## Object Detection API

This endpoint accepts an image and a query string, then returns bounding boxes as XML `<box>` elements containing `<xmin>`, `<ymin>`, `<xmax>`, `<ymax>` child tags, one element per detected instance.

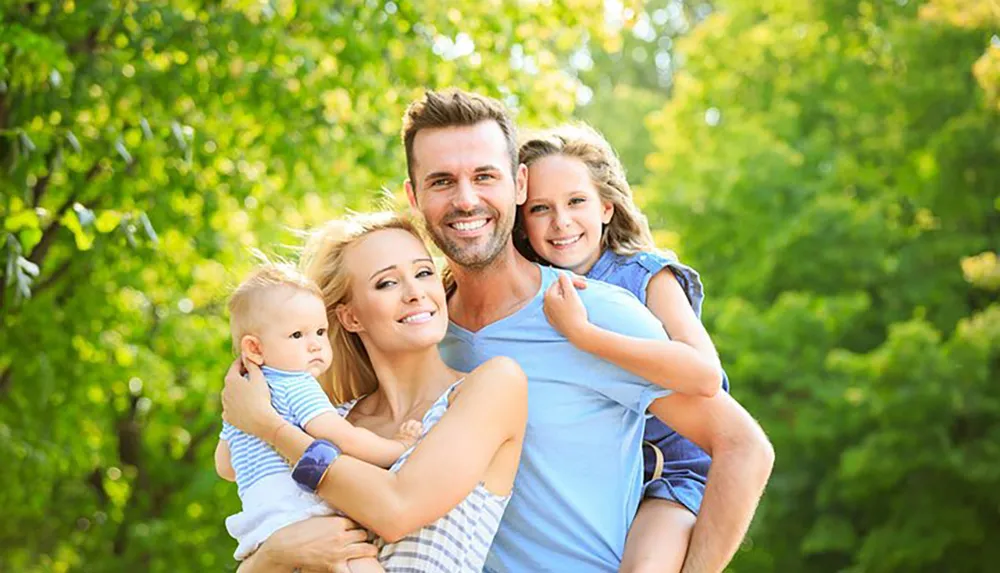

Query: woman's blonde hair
<box><xmin>514</xmin><ymin>123</ymin><xmax>656</xmax><ymax>261</ymax></box>
<box><xmin>300</xmin><ymin>212</ymin><xmax>424</xmax><ymax>404</ymax></box>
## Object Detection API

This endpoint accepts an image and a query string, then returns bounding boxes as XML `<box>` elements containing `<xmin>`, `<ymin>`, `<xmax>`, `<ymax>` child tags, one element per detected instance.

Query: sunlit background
<box><xmin>2</xmin><ymin>0</ymin><xmax>998</xmax><ymax>571</ymax></box>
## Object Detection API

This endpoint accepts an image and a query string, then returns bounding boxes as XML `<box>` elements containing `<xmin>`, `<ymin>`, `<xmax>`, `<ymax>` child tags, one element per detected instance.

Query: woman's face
<box><xmin>338</xmin><ymin>228</ymin><xmax>449</xmax><ymax>354</ymax></box>
<box><xmin>522</xmin><ymin>154</ymin><xmax>614</xmax><ymax>276</ymax></box>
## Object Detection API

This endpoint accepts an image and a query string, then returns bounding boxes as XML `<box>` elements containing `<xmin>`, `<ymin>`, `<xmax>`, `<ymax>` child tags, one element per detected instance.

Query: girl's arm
<box><xmin>544</xmin><ymin>272</ymin><xmax>722</xmax><ymax>396</ymax></box>
<box><xmin>222</xmin><ymin>356</ymin><xmax>527</xmax><ymax>543</ymax></box>
<box><xmin>214</xmin><ymin>439</ymin><xmax>236</xmax><ymax>482</ymax></box>
<box><xmin>303</xmin><ymin>412</ymin><xmax>415</xmax><ymax>468</ymax></box>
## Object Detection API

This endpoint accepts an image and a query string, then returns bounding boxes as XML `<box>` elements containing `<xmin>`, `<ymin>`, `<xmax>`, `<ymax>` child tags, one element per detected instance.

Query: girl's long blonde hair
<box><xmin>300</xmin><ymin>212</ymin><xmax>423</xmax><ymax>404</ymax></box>
<box><xmin>514</xmin><ymin>123</ymin><xmax>656</xmax><ymax>262</ymax></box>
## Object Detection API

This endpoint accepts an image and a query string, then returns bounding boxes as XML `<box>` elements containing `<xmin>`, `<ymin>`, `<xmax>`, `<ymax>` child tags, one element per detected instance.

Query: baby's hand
<box><xmin>394</xmin><ymin>420</ymin><xmax>424</xmax><ymax>448</ymax></box>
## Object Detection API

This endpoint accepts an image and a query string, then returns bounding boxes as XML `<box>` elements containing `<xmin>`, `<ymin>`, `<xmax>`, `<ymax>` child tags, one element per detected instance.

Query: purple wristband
<box><xmin>291</xmin><ymin>439</ymin><xmax>341</xmax><ymax>493</ymax></box>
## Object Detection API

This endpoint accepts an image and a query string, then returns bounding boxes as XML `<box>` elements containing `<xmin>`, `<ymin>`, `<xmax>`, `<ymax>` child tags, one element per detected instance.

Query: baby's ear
<box><xmin>335</xmin><ymin>303</ymin><xmax>364</xmax><ymax>334</ymax></box>
<box><xmin>240</xmin><ymin>335</ymin><xmax>264</xmax><ymax>366</ymax></box>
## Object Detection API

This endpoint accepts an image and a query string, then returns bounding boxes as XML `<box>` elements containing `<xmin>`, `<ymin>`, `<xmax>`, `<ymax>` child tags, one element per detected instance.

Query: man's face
<box><xmin>405</xmin><ymin>121</ymin><xmax>527</xmax><ymax>270</ymax></box>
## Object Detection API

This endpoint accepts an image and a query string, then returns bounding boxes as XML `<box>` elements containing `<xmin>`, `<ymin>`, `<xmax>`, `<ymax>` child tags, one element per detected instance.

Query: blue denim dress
<box><xmin>586</xmin><ymin>249</ymin><xmax>730</xmax><ymax>515</ymax></box>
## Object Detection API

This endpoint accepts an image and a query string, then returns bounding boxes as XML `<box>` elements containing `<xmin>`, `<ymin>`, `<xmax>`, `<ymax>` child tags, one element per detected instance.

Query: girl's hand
<box><xmin>543</xmin><ymin>273</ymin><xmax>592</xmax><ymax>344</ymax></box>
<box><xmin>221</xmin><ymin>356</ymin><xmax>283</xmax><ymax>442</ymax></box>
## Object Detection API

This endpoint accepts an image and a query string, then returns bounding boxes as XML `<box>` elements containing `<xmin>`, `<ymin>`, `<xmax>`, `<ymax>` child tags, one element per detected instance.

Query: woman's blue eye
<box><xmin>529</xmin><ymin>205</ymin><xmax>548</xmax><ymax>214</ymax></box>
<box><xmin>416</xmin><ymin>268</ymin><xmax>435</xmax><ymax>278</ymax></box>
<box><xmin>569</xmin><ymin>197</ymin><xmax>586</xmax><ymax>205</ymax></box>
<box><xmin>375</xmin><ymin>279</ymin><xmax>396</xmax><ymax>290</ymax></box>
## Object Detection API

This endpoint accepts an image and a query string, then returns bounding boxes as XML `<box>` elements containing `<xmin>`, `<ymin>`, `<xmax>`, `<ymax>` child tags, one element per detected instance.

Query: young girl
<box><xmin>515</xmin><ymin>124</ymin><xmax>729</xmax><ymax>572</ymax></box>
<box><xmin>214</xmin><ymin>263</ymin><xmax>422</xmax><ymax>571</ymax></box>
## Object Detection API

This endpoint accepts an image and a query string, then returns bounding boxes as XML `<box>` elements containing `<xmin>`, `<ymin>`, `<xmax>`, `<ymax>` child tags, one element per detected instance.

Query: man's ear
<box><xmin>601</xmin><ymin>200</ymin><xmax>615</xmax><ymax>225</ymax></box>
<box><xmin>515</xmin><ymin>163</ymin><xmax>528</xmax><ymax>206</ymax></box>
<box><xmin>405</xmin><ymin>179</ymin><xmax>419</xmax><ymax>210</ymax></box>
<box><xmin>335</xmin><ymin>303</ymin><xmax>364</xmax><ymax>334</ymax></box>
<box><xmin>240</xmin><ymin>335</ymin><xmax>264</xmax><ymax>366</ymax></box>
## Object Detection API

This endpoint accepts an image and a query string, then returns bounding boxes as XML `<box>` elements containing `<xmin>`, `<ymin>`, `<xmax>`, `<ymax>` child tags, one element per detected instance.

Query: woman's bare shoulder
<box><xmin>467</xmin><ymin>356</ymin><xmax>525</xmax><ymax>388</ymax></box>
<box><xmin>449</xmin><ymin>357</ymin><xmax>526</xmax><ymax>408</ymax></box>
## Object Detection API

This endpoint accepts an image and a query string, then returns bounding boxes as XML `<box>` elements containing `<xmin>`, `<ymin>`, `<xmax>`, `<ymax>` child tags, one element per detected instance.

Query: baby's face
<box><xmin>256</xmin><ymin>289</ymin><xmax>333</xmax><ymax>378</ymax></box>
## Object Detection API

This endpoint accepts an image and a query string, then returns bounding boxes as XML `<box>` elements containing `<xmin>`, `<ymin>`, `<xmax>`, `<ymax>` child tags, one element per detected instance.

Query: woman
<box><xmin>221</xmin><ymin>212</ymin><xmax>527</xmax><ymax>572</ymax></box>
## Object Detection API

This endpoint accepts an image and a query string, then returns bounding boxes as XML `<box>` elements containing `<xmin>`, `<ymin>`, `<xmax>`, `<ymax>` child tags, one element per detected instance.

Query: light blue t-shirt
<box><xmin>220</xmin><ymin>365</ymin><xmax>335</xmax><ymax>498</ymax></box>
<box><xmin>440</xmin><ymin>264</ymin><xmax>671</xmax><ymax>572</ymax></box>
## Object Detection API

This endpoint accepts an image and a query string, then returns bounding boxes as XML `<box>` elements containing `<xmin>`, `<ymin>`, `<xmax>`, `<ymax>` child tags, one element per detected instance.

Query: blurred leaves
<box><xmin>638</xmin><ymin>0</ymin><xmax>1000</xmax><ymax>571</ymax></box>
<box><xmin>0</xmin><ymin>1</ymin><xmax>611</xmax><ymax>570</ymax></box>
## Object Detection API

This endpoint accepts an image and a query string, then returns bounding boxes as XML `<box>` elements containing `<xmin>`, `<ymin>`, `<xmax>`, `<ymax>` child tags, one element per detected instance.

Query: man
<box><xmin>245</xmin><ymin>90</ymin><xmax>773</xmax><ymax>572</ymax></box>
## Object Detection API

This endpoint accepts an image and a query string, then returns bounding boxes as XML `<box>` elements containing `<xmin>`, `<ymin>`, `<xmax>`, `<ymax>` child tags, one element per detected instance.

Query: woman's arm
<box><xmin>303</xmin><ymin>412</ymin><xmax>412</xmax><ymax>468</ymax></box>
<box><xmin>223</xmin><ymin>356</ymin><xmax>527</xmax><ymax>543</ymax></box>
<box><xmin>314</xmin><ymin>356</ymin><xmax>526</xmax><ymax>541</ymax></box>
<box><xmin>214</xmin><ymin>439</ymin><xmax>236</xmax><ymax>482</ymax></box>
<box><xmin>544</xmin><ymin>272</ymin><xmax>722</xmax><ymax>396</ymax></box>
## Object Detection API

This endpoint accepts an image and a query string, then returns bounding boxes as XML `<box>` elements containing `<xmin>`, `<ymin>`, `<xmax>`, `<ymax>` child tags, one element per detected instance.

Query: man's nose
<box><xmin>451</xmin><ymin>179</ymin><xmax>480</xmax><ymax>211</ymax></box>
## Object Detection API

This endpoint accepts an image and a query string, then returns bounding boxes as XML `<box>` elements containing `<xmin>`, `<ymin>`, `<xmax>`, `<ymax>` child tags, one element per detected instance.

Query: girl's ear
<box><xmin>335</xmin><ymin>303</ymin><xmax>364</xmax><ymax>334</ymax></box>
<box><xmin>601</xmin><ymin>200</ymin><xmax>615</xmax><ymax>225</ymax></box>
<box><xmin>240</xmin><ymin>335</ymin><xmax>265</xmax><ymax>366</ymax></box>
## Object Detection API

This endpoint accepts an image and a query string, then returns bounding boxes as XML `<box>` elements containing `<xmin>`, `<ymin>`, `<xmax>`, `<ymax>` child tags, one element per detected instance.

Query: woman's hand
<box><xmin>221</xmin><ymin>356</ymin><xmax>284</xmax><ymax>442</ymax></box>
<box><xmin>543</xmin><ymin>272</ymin><xmax>592</xmax><ymax>345</ymax></box>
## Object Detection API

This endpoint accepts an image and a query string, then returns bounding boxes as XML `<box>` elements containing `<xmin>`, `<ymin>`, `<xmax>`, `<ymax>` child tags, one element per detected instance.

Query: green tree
<box><xmin>0</xmin><ymin>1</ymin><xmax>613</xmax><ymax>570</ymax></box>
<box><xmin>642</xmin><ymin>0</ymin><xmax>999</xmax><ymax>570</ymax></box>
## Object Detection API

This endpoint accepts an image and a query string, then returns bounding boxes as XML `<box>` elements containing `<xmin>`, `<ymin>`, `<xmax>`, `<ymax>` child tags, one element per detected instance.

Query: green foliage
<box><xmin>0</xmin><ymin>1</ymin><xmax>609</xmax><ymax>570</ymax></box>
<box><xmin>641</xmin><ymin>0</ymin><xmax>1000</xmax><ymax>570</ymax></box>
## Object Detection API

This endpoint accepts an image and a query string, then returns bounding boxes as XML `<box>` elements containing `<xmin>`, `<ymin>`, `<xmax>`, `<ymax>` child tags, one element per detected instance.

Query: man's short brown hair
<box><xmin>401</xmin><ymin>89</ymin><xmax>518</xmax><ymax>185</ymax></box>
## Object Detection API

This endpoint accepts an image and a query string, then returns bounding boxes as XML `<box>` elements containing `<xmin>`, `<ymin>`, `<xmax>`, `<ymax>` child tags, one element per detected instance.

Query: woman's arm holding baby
<box><xmin>222</xmin><ymin>356</ymin><xmax>527</xmax><ymax>543</ymax></box>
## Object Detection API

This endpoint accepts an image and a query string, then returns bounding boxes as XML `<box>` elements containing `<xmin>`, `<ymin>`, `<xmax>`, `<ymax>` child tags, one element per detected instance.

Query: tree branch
<box><xmin>27</xmin><ymin>162</ymin><xmax>103</xmax><ymax>267</ymax></box>
<box><xmin>31</xmin><ymin>258</ymin><xmax>74</xmax><ymax>296</ymax></box>
<box><xmin>31</xmin><ymin>146</ymin><xmax>61</xmax><ymax>207</ymax></box>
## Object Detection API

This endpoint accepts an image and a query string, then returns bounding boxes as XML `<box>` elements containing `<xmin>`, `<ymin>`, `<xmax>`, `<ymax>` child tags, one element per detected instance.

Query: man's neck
<box><xmin>448</xmin><ymin>245</ymin><xmax>541</xmax><ymax>333</ymax></box>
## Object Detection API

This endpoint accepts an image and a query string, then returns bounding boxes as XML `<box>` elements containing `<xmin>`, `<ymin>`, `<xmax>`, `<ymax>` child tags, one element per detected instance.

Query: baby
<box><xmin>215</xmin><ymin>264</ymin><xmax>420</xmax><ymax>571</ymax></box>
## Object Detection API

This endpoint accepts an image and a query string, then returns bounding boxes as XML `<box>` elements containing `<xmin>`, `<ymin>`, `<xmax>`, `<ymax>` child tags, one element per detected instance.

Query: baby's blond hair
<box><xmin>228</xmin><ymin>263</ymin><xmax>323</xmax><ymax>351</ymax></box>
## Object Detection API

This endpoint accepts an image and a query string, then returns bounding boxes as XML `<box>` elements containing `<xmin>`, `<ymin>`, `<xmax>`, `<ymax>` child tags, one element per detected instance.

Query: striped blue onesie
<box><xmin>220</xmin><ymin>365</ymin><xmax>337</xmax><ymax>559</ymax></box>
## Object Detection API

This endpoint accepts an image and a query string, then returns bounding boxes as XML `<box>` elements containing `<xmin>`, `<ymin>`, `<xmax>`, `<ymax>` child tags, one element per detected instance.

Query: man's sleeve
<box><xmin>285</xmin><ymin>374</ymin><xmax>337</xmax><ymax>428</ymax></box>
<box><xmin>580</xmin><ymin>282</ymin><xmax>673</xmax><ymax>413</ymax></box>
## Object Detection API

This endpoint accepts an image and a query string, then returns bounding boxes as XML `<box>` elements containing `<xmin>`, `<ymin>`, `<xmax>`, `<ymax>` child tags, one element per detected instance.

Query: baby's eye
<box><xmin>317</xmin><ymin>328</ymin><xmax>327</xmax><ymax>336</ymax></box>
<box><xmin>290</xmin><ymin>331</ymin><xmax>303</xmax><ymax>339</ymax></box>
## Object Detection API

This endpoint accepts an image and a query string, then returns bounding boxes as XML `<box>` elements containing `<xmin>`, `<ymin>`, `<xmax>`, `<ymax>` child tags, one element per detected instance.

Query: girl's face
<box><xmin>522</xmin><ymin>154</ymin><xmax>614</xmax><ymax>275</ymax></box>
<box><xmin>337</xmin><ymin>228</ymin><xmax>449</xmax><ymax>355</ymax></box>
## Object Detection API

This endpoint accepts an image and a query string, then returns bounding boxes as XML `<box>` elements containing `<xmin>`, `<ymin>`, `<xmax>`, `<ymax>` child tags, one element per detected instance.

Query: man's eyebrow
<box><xmin>474</xmin><ymin>165</ymin><xmax>502</xmax><ymax>173</ymax></box>
<box><xmin>423</xmin><ymin>171</ymin><xmax>452</xmax><ymax>183</ymax></box>
<box><xmin>369</xmin><ymin>258</ymin><xmax>434</xmax><ymax>279</ymax></box>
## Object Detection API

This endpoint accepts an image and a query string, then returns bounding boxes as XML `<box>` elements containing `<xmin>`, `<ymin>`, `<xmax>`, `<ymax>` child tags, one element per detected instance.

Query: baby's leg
<box><xmin>346</xmin><ymin>556</ymin><xmax>384</xmax><ymax>573</ymax></box>
<box><xmin>620</xmin><ymin>498</ymin><xmax>696</xmax><ymax>573</ymax></box>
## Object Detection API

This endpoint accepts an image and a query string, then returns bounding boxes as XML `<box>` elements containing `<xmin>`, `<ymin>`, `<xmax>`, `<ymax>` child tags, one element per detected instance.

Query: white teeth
<box><xmin>400</xmin><ymin>312</ymin><xmax>432</xmax><ymax>324</ymax></box>
<box><xmin>452</xmin><ymin>220</ymin><xmax>487</xmax><ymax>231</ymax></box>
<box><xmin>551</xmin><ymin>235</ymin><xmax>581</xmax><ymax>246</ymax></box>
